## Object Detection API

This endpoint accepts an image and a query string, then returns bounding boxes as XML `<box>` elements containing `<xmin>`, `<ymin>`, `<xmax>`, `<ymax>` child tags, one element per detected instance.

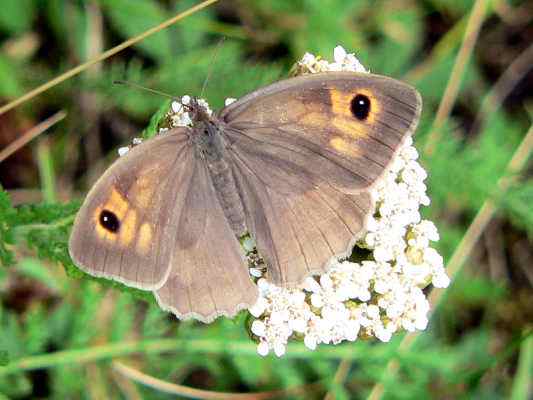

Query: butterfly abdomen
<box><xmin>207</xmin><ymin>157</ymin><xmax>247</xmax><ymax>236</ymax></box>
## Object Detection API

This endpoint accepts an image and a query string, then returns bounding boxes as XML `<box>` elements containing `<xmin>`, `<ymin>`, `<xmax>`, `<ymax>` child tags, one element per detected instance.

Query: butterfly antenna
<box><xmin>200</xmin><ymin>37</ymin><xmax>226</xmax><ymax>99</ymax></box>
<box><xmin>113</xmin><ymin>80</ymin><xmax>195</xmax><ymax>112</ymax></box>
<box><xmin>113</xmin><ymin>80</ymin><xmax>177</xmax><ymax>100</ymax></box>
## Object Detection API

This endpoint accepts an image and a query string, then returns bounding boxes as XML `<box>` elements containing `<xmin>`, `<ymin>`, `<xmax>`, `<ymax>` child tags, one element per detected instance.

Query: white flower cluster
<box><xmin>248</xmin><ymin>137</ymin><xmax>448</xmax><ymax>356</ymax></box>
<box><xmin>117</xmin><ymin>137</ymin><xmax>142</xmax><ymax>157</ymax></box>
<box><xmin>120</xmin><ymin>45</ymin><xmax>448</xmax><ymax>358</ymax></box>
<box><xmin>296</xmin><ymin>45</ymin><xmax>368</xmax><ymax>74</ymax></box>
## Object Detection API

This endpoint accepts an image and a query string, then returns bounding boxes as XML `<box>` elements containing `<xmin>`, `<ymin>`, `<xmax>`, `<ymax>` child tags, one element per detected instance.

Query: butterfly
<box><xmin>69</xmin><ymin>71</ymin><xmax>422</xmax><ymax>322</ymax></box>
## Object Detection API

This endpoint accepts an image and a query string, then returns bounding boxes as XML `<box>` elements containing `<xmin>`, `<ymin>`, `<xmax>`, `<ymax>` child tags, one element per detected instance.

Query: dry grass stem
<box><xmin>0</xmin><ymin>110</ymin><xmax>67</xmax><ymax>164</ymax></box>
<box><xmin>424</xmin><ymin>0</ymin><xmax>490</xmax><ymax>155</ymax></box>
<box><xmin>112</xmin><ymin>360</ymin><xmax>320</xmax><ymax>400</ymax></box>
<box><xmin>0</xmin><ymin>0</ymin><xmax>219</xmax><ymax>117</ymax></box>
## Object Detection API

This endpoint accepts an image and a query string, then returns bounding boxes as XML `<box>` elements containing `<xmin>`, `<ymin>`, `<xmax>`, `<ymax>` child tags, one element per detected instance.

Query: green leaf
<box><xmin>0</xmin><ymin>0</ymin><xmax>36</xmax><ymax>34</ymax></box>
<box><xmin>142</xmin><ymin>99</ymin><xmax>172</xmax><ymax>138</ymax></box>
<box><xmin>501</xmin><ymin>180</ymin><xmax>533</xmax><ymax>235</ymax></box>
<box><xmin>171</xmin><ymin>0</ymin><xmax>213</xmax><ymax>52</ymax></box>
<box><xmin>372</xmin><ymin>5</ymin><xmax>423</xmax><ymax>76</ymax></box>
<box><xmin>0</xmin><ymin>189</ymin><xmax>16</xmax><ymax>267</ymax></box>
<box><xmin>45</xmin><ymin>0</ymin><xmax>87</xmax><ymax>60</ymax></box>
<box><xmin>16</xmin><ymin>258</ymin><xmax>62</xmax><ymax>292</ymax></box>
<box><xmin>0</xmin><ymin>56</ymin><xmax>24</xmax><ymax>98</ymax></box>
<box><xmin>511</xmin><ymin>332</ymin><xmax>533</xmax><ymax>400</ymax></box>
<box><xmin>100</xmin><ymin>0</ymin><xmax>172</xmax><ymax>61</ymax></box>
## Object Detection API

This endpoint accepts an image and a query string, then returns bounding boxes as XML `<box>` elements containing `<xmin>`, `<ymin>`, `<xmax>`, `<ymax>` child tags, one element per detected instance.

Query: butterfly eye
<box><xmin>350</xmin><ymin>94</ymin><xmax>371</xmax><ymax>120</ymax></box>
<box><xmin>99</xmin><ymin>210</ymin><xmax>120</xmax><ymax>233</ymax></box>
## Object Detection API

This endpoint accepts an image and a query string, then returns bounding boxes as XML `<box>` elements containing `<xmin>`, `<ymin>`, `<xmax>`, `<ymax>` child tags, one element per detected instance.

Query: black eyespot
<box><xmin>350</xmin><ymin>94</ymin><xmax>371</xmax><ymax>120</ymax></box>
<box><xmin>99</xmin><ymin>210</ymin><xmax>120</xmax><ymax>233</ymax></box>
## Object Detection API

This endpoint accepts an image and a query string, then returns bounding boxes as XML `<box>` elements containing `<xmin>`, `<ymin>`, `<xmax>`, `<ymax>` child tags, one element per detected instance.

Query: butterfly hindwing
<box><xmin>231</xmin><ymin>149</ymin><xmax>372</xmax><ymax>286</ymax></box>
<box><xmin>154</xmin><ymin>157</ymin><xmax>258</xmax><ymax>322</ymax></box>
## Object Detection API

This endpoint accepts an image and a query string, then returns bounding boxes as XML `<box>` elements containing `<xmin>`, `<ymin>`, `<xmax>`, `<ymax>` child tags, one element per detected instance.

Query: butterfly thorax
<box><xmin>191</xmin><ymin>120</ymin><xmax>224</xmax><ymax>161</ymax></box>
<box><xmin>189</xmin><ymin>101</ymin><xmax>247</xmax><ymax>236</ymax></box>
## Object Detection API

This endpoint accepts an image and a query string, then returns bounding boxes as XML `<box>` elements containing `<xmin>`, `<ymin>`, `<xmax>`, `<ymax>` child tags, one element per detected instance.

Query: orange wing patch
<box><xmin>137</xmin><ymin>223</ymin><xmax>153</xmax><ymax>255</ymax></box>
<box><xmin>129</xmin><ymin>169</ymin><xmax>159</xmax><ymax>208</ymax></box>
<box><xmin>106</xmin><ymin>188</ymin><xmax>129</xmax><ymax>219</ymax></box>
<box><xmin>326</xmin><ymin>88</ymin><xmax>382</xmax><ymax>156</ymax></box>
<box><xmin>330</xmin><ymin>88</ymin><xmax>380</xmax><ymax>125</ymax></box>
<box><xmin>118</xmin><ymin>209</ymin><xmax>138</xmax><ymax>246</ymax></box>
<box><xmin>329</xmin><ymin>88</ymin><xmax>380</xmax><ymax>136</ymax></box>
<box><xmin>329</xmin><ymin>136</ymin><xmax>359</xmax><ymax>156</ymax></box>
<box><xmin>93</xmin><ymin>188</ymin><xmax>137</xmax><ymax>246</ymax></box>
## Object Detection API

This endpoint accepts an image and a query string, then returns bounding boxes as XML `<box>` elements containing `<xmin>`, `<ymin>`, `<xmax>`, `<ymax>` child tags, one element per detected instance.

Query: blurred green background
<box><xmin>0</xmin><ymin>0</ymin><xmax>532</xmax><ymax>398</ymax></box>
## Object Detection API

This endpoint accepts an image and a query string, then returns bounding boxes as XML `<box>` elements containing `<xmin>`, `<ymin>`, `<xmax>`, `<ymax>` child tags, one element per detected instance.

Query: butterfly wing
<box><xmin>220</xmin><ymin>71</ymin><xmax>421</xmax><ymax>193</ymax></box>
<box><xmin>221</xmin><ymin>72</ymin><xmax>421</xmax><ymax>286</ymax></box>
<box><xmin>69</xmin><ymin>128</ymin><xmax>194</xmax><ymax>290</ymax></box>
<box><xmin>231</xmin><ymin>156</ymin><xmax>372</xmax><ymax>286</ymax></box>
<box><xmin>154</xmin><ymin>156</ymin><xmax>258</xmax><ymax>322</ymax></box>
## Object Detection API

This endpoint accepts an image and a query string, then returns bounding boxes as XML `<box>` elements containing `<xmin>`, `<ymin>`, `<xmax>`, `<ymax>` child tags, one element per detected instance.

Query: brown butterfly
<box><xmin>69</xmin><ymin>71</ymin><xmax>421</xmax><ymax>323</ymax></box>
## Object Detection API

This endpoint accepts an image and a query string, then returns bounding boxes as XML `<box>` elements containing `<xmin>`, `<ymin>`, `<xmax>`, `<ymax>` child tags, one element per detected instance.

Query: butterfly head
<box><xmin>185</xmin><ymin>97</ymin><xmax>213</xmax><ymax>125</ymax></box>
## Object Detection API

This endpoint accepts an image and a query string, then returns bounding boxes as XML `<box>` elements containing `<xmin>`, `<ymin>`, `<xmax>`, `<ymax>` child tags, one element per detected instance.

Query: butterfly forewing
<box><xmin>222</xmin><ymin>72</ymin><xmax>421</xmax><ymax>287</ymax></box>
<box><xmin>69</xmin><ymin>128</ymin><xmax>193</xmax><ymax>290</ymax></box>
<box><xmin>220</xmin><ymin>71</ymin><xmax>421</xmax><ymax>193</ymax></box>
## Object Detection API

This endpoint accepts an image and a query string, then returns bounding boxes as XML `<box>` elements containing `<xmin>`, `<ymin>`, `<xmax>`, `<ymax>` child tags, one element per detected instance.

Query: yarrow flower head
<box><xmin>133</xmin><ymin>45</ymin><xmax>448</xmax><ymax>357</ymax></box>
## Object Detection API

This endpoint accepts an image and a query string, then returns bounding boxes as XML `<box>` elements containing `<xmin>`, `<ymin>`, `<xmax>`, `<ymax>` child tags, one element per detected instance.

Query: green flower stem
<box><xmin>511</xmin><ymin>329</ymin><xmax>533</xmax><ymax>400</ymax></box>
<box><xmin>0</xmin><ymin>338</ymin><xmax>398</xmax><ymax>376</ymax></box>
<box><xmin>36</xmin><ymin>139</ymin><xmax>56</xmax><ymax>204</ymax></box>
<box><xmin>12</xmin><ymin>214</ymin><xmax>75</xmax><ymax>237</ymax></box>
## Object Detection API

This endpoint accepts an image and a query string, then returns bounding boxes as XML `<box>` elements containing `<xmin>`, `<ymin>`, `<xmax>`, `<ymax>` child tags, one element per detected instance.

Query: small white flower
<box><xmin>289</xmin><ymin>318</ymin><xmax>306</xmax><ymax>333</ymax></box>
<box><xmin>118</xmin><ymin>146</ymin><xmax>129</xmax><ymax>157</ymax></box>
<box><xmin>225</xmin><ymin>97</ymin><xmax>237</xmax><ymax>106</ymax></box>
<box><xmin>432</xmin><ymin>271</ymin><xmax>451</xmax><ymax>288</ymax></box>
<box><xmin>249</xmin><ymin>296</ymin><xmax>268</xmax><ymax>317</ymax></box>
<box><xmin>242</xmin><ymin>236</ymin><xmax>256</xmax><ymax>252</ymax></box>
<box><xmin>171</xmin><ymin>101</ymin><xmax>183</xmax><ymax>113</ymax></box>
<box><xmin>257</xmin><ymin>341</ymin><xmax>269</xmax><ymax>356</ymax></box>
<box><xmin>310</xmin><ymin>293</ymin><xmax>324</xmax><ymax>308</ymax></box>
<box><xmin>333</xmin><ymin>46</ymin><xmax>347</xmax><ymax>63</ymax></box>
<box><xmin>273</xmin><ymin>343</ymin><xmax>286</xmax><ymax>357</ymax></box>
<box><xmin>375</xmin><ymin>325</ymin><xmax>393</xmax><ymax>343</ymax></box>
<box><xmin>251</xmin><ymin>320</ymin><xmax>266</xmax><ymax>336</ymax></box>
<box><xmin>330</xmin><ymin>45</ymin><xmax>368</xmax><ymax>73</ymax></box>
<box><xmin>303</xmin><ymin>277</ymin><xmax>322</xmax><ymax>293</ymax></box>
<box><xmin>304</xmin><ymin>334</ymin><xmax>318</xmax><ymax>350</ymax></box>
<box><xmin>257</xmin><ymin>278</ymin><xmax>270</xmax><ymax>293</ymax></box>
<box><xmin>249</xmin><ymin>268</ymin><xmax>263</xmax><ymax>278</ymax></box>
